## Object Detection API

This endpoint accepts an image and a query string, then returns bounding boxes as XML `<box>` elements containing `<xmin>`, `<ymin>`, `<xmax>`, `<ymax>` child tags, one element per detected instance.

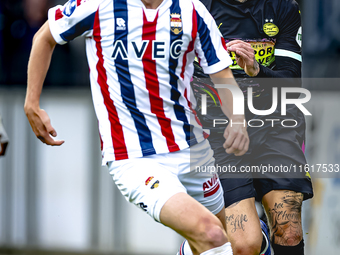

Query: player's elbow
<box><xmin>287</xmin><ymin>67</ymin><xmax>301</xmax><ymax>78</ymax></box>
<box><xmin>32</xmin><ymin>29</ymin><xmax>40</xmax><ymax>45</ymax></box>
<box><xmin>32</xmin><ymin>27</ymin><xmax>45</xmax><ymax>46</ymax></box>
<box><xmin>32</xmin><ymin>21</ymin><xmax>56</xmax><ymax>48</ymax></box>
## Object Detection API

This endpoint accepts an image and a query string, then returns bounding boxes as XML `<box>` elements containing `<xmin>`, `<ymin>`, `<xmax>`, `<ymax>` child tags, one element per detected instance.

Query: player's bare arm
<box><xmin>24</xmin><ymin>21</ymin><xmax>64</xmax><ymax>146</ymax></box>
<box><xmin>226</xmin><ymin>40</ymin><xmax>260</xmax><ymax>77</ymax></box>
<box><xmin>209</xmin><ymin>68</ymin><xmax>249</xmax><ymax>156</ymax></box>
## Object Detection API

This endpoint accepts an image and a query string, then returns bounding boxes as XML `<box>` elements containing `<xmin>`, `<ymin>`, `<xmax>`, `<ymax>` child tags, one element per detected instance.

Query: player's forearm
<box><xmin>256</xmin><ymin>57</ymin><xmax>302</xmax><ymax>90</ymax></box>
<box><xmin>25</xmin><ymin>22</ymin><xmax>56</xmax><ymax>111</ymax></box>
<box><xmin>210</xmin><ymin>68</ymin><xmax>245</xmax><ymax>121</ymax></box>
<box><xmin>257</xmin><ymin>65</ymin><xmax>300</xmax><ymax>79</ymax></box>
<box><xmin>256</xmin><ymin>56</ymin><xmax>301</xmax><ymax>79</ymax></box>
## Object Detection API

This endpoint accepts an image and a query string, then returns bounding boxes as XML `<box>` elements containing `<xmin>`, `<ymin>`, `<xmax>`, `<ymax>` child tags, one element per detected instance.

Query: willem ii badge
<box><xmin>170</xmin><ymin>13</ymin><xmax>182</xmax><ymax>35</ymax></box>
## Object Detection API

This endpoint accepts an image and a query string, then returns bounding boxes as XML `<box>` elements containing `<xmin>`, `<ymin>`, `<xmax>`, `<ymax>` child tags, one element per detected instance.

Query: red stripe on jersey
<box><xmin>142</xmin><ymin>11</ymin><xmax>180</xmax><ymax>153</ymax></box>
<box><xmin>77</xmin><ymin>0</ymin><xmax>82</xmax><ymax>6</ymax></box>
<box><xmin>179</xmin><ymin>242</ymin><xmax>184</xmax><ymax>255</ymax></box>
<box><xmin>180</xmin><ymin>4</ymin><xmax>198</xmax><ymax>79</ymax></box>
<box><xmin>184</xmin><ymin>88</ymin><xmax>209</xmax><ymax>138</ymax></box>
<box><xmin>55</xmin><ymin>8</ymin><xmax>63</xmax><ymax>21</ymax></box>
<box><xmin>184</xmin><ymin>88</ymin><xmax>201</xmax><ymax>126</ymax></box>
<box><xmin>221</xmin><ymin>37</ymin><xmax>228</xmax><ymax>51</ymax></box>
<box><xmin>190</xmin><ymin>7</ymin><xmax>216</xmax><ymax>140</ymax></box>
<box><xmin>93</xmin><ymin>9</ymin><xmax>128</xmax><ymax>160</ymax></box>
<box><xmin>183</xmin><ymin>88</ymin><xmax>190</xmax><ymax>108</ymax></box>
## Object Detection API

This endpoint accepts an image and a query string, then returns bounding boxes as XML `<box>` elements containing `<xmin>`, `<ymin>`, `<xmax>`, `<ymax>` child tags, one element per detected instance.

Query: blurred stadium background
<box><xmin>0</xmin><ymin>0</ymin><xmax>340</xmax><ymax>254</ymax></box>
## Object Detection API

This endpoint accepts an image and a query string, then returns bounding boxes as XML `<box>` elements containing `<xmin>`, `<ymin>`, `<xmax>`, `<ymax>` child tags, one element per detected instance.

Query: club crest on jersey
<box><xmin>63</xmin><ymin>0</ymin><xmax>77</xmax><ymax>17</ymax></box>
<box><xmin>170</xmin><ymin>13</ymin><xmax>182</xmax><ymax>35</ymax></box>
<box><xmin>263</xmin><ymin>22</ymin><xmax>279</xmax><ymax>37</ymax></box>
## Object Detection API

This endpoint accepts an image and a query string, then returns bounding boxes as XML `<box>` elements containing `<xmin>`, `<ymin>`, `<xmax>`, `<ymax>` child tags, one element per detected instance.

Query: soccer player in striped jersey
<box><xmin>24</xmin><ymin>0</ymin><xmax>249</xmax><ymax>254</ymax></box>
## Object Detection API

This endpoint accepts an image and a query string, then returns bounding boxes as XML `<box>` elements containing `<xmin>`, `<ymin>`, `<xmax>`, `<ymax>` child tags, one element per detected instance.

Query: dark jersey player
<box><xmin>190</xmin><ymin>0</ymin><xmax>313</xmax><ymax>255</ymax></box>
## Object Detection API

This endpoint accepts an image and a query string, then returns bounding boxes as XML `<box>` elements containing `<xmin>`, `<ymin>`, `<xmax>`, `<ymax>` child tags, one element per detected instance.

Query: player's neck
<box><xmin>141</xmin><ymin>0</ymin><xmax>163</xmax><ymax>9</ymax></box>
<box><xmin>235</xmin><ymin>0</ymin><xmax>248</xmax><ymax>3</ymax></box>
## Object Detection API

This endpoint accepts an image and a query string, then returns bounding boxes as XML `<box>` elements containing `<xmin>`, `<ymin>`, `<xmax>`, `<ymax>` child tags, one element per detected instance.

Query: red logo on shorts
<box><xmin>203</xmin><ymin>174</ymin><xmax>220</xmax><ymax>198</ymax></box>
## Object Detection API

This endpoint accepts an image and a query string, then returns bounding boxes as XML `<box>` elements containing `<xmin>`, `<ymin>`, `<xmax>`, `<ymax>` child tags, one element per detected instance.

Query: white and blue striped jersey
<box><xmin>48</xmin><ymin>0</ymin><xmax>232</xmax><ymax>164</ymax></box>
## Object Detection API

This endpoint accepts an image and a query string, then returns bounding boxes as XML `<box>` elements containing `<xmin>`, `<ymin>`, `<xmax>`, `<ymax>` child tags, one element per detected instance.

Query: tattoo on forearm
<box><xmin>226</xmin><ymin>214</ymin><xmax>248</xmax><ymax>233</ymax></box>
<box><xmin>267</xmin><ymin>191</ymin><xmax>303</xmax><ymax>245</ymax></box>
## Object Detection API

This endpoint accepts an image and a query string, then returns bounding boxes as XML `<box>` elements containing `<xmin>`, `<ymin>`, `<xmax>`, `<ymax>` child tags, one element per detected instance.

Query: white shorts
<box><xmin>107</xmin><ymin>139</ymin><xmax>224</xmax><ymax>222</ymax></box>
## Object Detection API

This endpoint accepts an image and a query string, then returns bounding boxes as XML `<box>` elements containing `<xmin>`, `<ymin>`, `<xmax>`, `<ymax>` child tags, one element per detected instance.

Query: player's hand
<box><xmin>0</xmin><ymin>118</ymin><xmax>9</xmax><ymax>156</ymax></box>
<box><xmin>24</xmin><ymin>106</ymin><xmax>64</xmax><ymax>146</ymax></box>
<box><xmin>226</xmin><ymin>40</ymin><xmax>260</xmax><ymax>77</ymax></box>
<box><xmin>223</xmin><ymin>116</ymin><xmax>249</xmax><ymax>156</ymax></box>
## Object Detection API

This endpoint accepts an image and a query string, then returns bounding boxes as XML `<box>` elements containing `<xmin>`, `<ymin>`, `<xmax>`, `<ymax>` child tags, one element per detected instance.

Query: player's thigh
<box><xmin>251</xmin><ymin>108</ymin><xmax>313</xmax><ymax>200</ymax></box>
<box><xmin>160</xmin><ymin>140</ymin><xmax>229</xmax><ymax>251</ymax></box>
<box><xmin>179</xmin><ymin>169</ymin><xmax>227</xmax><ymax>233</ymax></box>
<box><xmin>219</xmin><ymin>176</ymin><xmax>262</xmax><ymax>254</ymax></box>
<box><xmin>160</xmin><ymin>192</ymin><xmax>225</xmax><ymax>244</ymax></box>
<box><xmin>214</xmin><ymin>206</ymin><xmax>227</xmax><ymax>231</ymax></box>
<box><xmin>224</xmin><ymin>197</ymin><xmax>262</xmax><ymax>254</ymax></box>
<box><xmin>208</xmin><ymin>133</ymin><xmax>256</xmax><ymax>208</ymax></box>
<box><xmin>178</xmin><ymin>139</ymin><xmax>225</xmax><ymax>219</ymax></box>
<box><xmin>180</xmin><ymin>169</ymin><xmax>225</xmax><ymax>217</ymax></box>
<box><xmin>107</xmin><ymin>157</ymin><xmax>186</xmax><ymax>222</ymax></box>
<box><xmin>262</xmin><ymin>190</ymin><xmax>303</xmax><ymax>246</ymax></box>
<box><xmin>250</xmin><ymin>126</ymin><xmax>312</xmax><ymax>246</ymax></box>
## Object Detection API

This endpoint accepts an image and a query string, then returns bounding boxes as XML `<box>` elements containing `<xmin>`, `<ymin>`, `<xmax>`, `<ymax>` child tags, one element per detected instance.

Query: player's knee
<box><xmin>273</xmin><ymin>231</ymin><xmax>302</xmax><ymax>246</ymax></box>
<box><xmin>232</xmin><ymin>239</ymin><xmax>261</xmax><ymax>255</ymax></box>
<box><xmin>205</xmin><ymin>224</ymin><xmax>227</xmax><ymax>247</ymax></box>
<box><xmin>195</xmin><ymin>216</ymin><xmax>227</xmax><ymax>248</ymax></box>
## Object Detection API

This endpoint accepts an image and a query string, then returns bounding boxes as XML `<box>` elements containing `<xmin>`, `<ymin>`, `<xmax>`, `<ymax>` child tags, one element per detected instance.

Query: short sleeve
<box><xmin>48</xmin><ymin>0</ymin><xmax>101</xmax><ymax>45</ymax></box>
<box><xmin>274</xmin><ymin>0</ymin><xmax>302</xmax><ymax>62</ymax></box>
<box><xmin>193</xmin><ymin>0</ymin><xmax>232</xmax><ymax>74</ymax></box>
<box><xmin>199</xmin><ymin>0</ymin><xmax>213</xmax><ymax>12</ymax></box>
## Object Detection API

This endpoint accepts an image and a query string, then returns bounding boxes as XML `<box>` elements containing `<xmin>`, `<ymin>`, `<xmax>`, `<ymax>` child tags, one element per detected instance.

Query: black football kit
<box><xmin>193</xmin><ymin>0</ymin><xmax>313</xmax><ymax>207</ymax></box>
